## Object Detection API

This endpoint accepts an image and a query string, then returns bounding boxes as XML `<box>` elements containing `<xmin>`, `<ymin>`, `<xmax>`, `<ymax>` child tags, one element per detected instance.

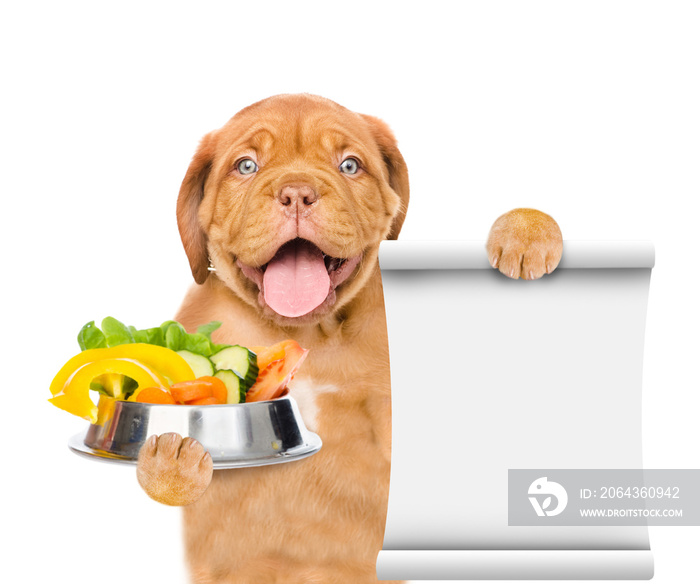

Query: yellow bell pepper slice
<box><xmin>49</xmin><ymin>344</ymin><xmax>195</xmax><ymax>397</ymax></box>
<box><xmin>49</xmin><ymin>392</ymin><xmax>102</xmax><ymax>424</ymax></box>
<box><xmin>49</xmin><ymin>358</ymin><xmax>173</xmax><ymax>423</ymax></box>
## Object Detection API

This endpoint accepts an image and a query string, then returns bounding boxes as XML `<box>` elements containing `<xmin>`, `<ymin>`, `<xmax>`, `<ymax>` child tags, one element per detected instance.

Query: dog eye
<box><xmin>237</xmin><ymin>158</ymin><xmax>258</xmax><ymax>175</ymax></box>
<box><xmin>339</xmin><ymin>157</ymin><xmax>360</xmax><ymax>175</ymax></box>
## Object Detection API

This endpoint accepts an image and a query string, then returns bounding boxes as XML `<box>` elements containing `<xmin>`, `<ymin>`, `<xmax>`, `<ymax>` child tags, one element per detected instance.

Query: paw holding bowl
<box><xmin>137</xmin><ymin>433</ymin><xmax>213</xmax><ymax>506</ymax></box>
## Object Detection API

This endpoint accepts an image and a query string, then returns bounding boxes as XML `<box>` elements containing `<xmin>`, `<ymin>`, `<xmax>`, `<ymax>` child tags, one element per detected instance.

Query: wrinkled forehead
<box><xmin>217</xmin><ymin>98</ymin><xmax>376</xmax><ymax>160</ymax></box>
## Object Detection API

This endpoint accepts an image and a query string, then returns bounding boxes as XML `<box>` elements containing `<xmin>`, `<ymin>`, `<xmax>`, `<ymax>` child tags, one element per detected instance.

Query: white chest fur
<box><xmin>288</xmin><ymin>378</ymin><xmax>340</xmax><ymax>433</ymax></box>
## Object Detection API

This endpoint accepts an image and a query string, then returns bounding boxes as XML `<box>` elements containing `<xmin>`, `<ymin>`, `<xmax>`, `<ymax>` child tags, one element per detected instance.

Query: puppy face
<box><xmin>177</xmin><ymin>94</ymin><xmax>409</xmax><ymax>325</ymax></box>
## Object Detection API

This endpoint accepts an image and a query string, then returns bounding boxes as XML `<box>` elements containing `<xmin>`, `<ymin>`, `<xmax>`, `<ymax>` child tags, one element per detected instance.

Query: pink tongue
<box><xmin>263</xmin><ymin>241</ymin><xmax>331</xmax><ymax>317</ymax></box>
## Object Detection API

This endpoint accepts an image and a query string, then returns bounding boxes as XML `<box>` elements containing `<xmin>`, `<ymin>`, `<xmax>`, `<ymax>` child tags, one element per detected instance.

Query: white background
<box><xmin>1</xmin><ymin>1</ymin><xmax>698</xmax><ymax>582</ymax></box>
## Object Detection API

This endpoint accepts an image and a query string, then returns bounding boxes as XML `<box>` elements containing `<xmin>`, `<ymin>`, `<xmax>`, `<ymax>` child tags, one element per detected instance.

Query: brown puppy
<box><xmin>136</xmin><ymin>93</ymin><xmax>563</xmax><ymax>584</ymax></box>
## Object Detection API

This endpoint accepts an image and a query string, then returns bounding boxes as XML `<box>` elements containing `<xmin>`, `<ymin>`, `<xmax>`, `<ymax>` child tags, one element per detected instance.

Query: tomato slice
<box><xmin>246</xmin><ymin>340</ymin><xmax>309</xmax><ymax>402</ymax></box>
<box><xmin>253</xmin><ymin>341</ymin><xmax>287</xmax><ymax>370</ymax></box>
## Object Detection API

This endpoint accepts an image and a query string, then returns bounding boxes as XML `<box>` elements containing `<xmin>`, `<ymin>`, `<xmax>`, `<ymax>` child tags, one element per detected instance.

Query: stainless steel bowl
<box><xmin>68</xmin><ymin>394</ymin><xmax>322</xmax><ymax>469</ymax></box>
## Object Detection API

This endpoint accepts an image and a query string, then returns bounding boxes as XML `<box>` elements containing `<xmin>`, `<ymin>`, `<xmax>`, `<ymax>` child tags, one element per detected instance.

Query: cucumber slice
<box><xmin>176</xmin><ymin>350</ymin><xmax>215</xmax><ymax>378</ymax></box>
<box><xmin>210</xmin><ymin>346</ymin><xmax>258</xmax><ymax>390</ymax></box>
<box><xmin>214</xmin><ymin>369</ymin><xmax>246</xmax><ymax>404</ymax></box>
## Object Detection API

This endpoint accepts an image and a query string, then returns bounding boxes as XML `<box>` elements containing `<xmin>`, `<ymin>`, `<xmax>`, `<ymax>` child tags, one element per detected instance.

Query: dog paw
<box><xmin>486</xmin><ymin>208</ymin><xmax>563</xmax><ymax>280</ymax></box>
<box><xmin>136</xmin><ymin>433</ymin><xmax>213</xmax><ymax>506</ymax></box>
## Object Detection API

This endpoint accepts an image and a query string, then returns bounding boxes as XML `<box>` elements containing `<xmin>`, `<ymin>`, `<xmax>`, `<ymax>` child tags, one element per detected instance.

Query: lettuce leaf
<box><xmin>77</xmin><ymin>321</ymin><xmax>107</xmax><ymax>351</ymax></box>
<box><xmin>101</xmin><ymin>317</ymin><xmax>134</xmax><ymax>347</ymax></box>
<box><xmin>77</xmin><ymin>317</ymin><xmax>229</xmax><ymax>358</ymax></box>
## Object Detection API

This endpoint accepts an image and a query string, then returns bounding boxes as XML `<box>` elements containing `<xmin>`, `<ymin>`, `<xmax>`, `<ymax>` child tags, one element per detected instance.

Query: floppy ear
<box><xmin>360</xmin><ymin>114</ymin><xmax>410</xmax><ymax>240</ymax></box>
<box><xmin>177</xmin><ymin>131</ymin><xmax>218</xmax><ymax>284</ymax></box>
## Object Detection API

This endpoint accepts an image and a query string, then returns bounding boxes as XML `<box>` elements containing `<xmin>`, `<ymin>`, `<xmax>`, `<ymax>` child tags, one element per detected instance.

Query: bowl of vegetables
<box><xmin>51</xmin><ymin>318</ymin><xmax>322</xmax><ymax>468</ymax></box>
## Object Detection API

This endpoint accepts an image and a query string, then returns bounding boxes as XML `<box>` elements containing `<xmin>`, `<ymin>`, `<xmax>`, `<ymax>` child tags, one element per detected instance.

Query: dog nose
<box><xmin>277</xmin><ymin>184</ymin><xmax>318</xmax><ymax>207</ymax></box>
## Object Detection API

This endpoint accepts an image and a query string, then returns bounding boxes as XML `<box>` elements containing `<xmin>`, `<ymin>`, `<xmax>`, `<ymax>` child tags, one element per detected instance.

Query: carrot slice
<box><xmin>169</xmin><ymin>379</ymin><xmax>213</xmax><ymax>404</ymax></box>
<box><xmin>197</xmin><ymin>376</ymin><xmax>227</xmax><ymax>404</ymax></box>
<box><xmin>133</xmin><ymin>386</ymin><xmax>176</xmax><ymax>404</ymax></box>
<box><xmin>187</xmin><ymin>396</ymin><xmax>221</xmax><ymax>406</ymax></box>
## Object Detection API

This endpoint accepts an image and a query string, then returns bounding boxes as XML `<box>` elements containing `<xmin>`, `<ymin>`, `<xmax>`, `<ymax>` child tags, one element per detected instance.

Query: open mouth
<box><xmin>236</xmin><ymin>238</ymin><xmax>362</xmax><ymax>318</ymax></box>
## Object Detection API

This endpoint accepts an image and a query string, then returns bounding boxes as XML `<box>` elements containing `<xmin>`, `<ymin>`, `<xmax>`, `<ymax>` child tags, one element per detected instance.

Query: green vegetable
<box><xmin>210</xmin><ymin>346</ymin><xmax>258</xmax><ymax>391</ymax></box>
<box><xmin>76</xmin><ymin>316</ymin><xmax>236</xmax><ymax>401</ymax></box>
<box><xmin>197</xmin><ymin>321</ymin><xmax>223</xmax><ymax>340</ymax></box>
<box><xmin>129</xmin><ymin>326</ymin><xmax>165</xmax><ymax>347</ymax></box>
<box><xmin>76</xmin><ymin>317</ymin><xmax>233</xmax><ymax>364</ymax></box>
<box><xmin>214</xmin><ymin>369</ymin><xmax>245</xmax><ymax>404</ymax></box>
<box><xmin>177</xmin><ymin>350</ymin><xmax>215</xmax><ymax>378</ymax></box>
<box><xmin>77</xmin><ymin>321</ymin><xmax>107</xmax><ymax>351</ymax></box>
<box><xmin>182</xmin><ymin>333</ymin><xmax>213</xmax><ymax>356</ymax></box>
<box><xmin>101</xmin><ymin>317</ymin><xmax>135</xmax><ymax>347</ymax></box>
<box><xmin>164</xmin><ymin>322</ymin><xmax>187</xmax><ymax>352</ymax></box>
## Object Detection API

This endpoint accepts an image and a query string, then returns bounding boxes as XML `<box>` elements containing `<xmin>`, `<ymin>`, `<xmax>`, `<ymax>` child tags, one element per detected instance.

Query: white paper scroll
<box><xmin>377</xmin><ymin>240</ymin><xmax>655</xmax><ymax>581</ymax></box>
